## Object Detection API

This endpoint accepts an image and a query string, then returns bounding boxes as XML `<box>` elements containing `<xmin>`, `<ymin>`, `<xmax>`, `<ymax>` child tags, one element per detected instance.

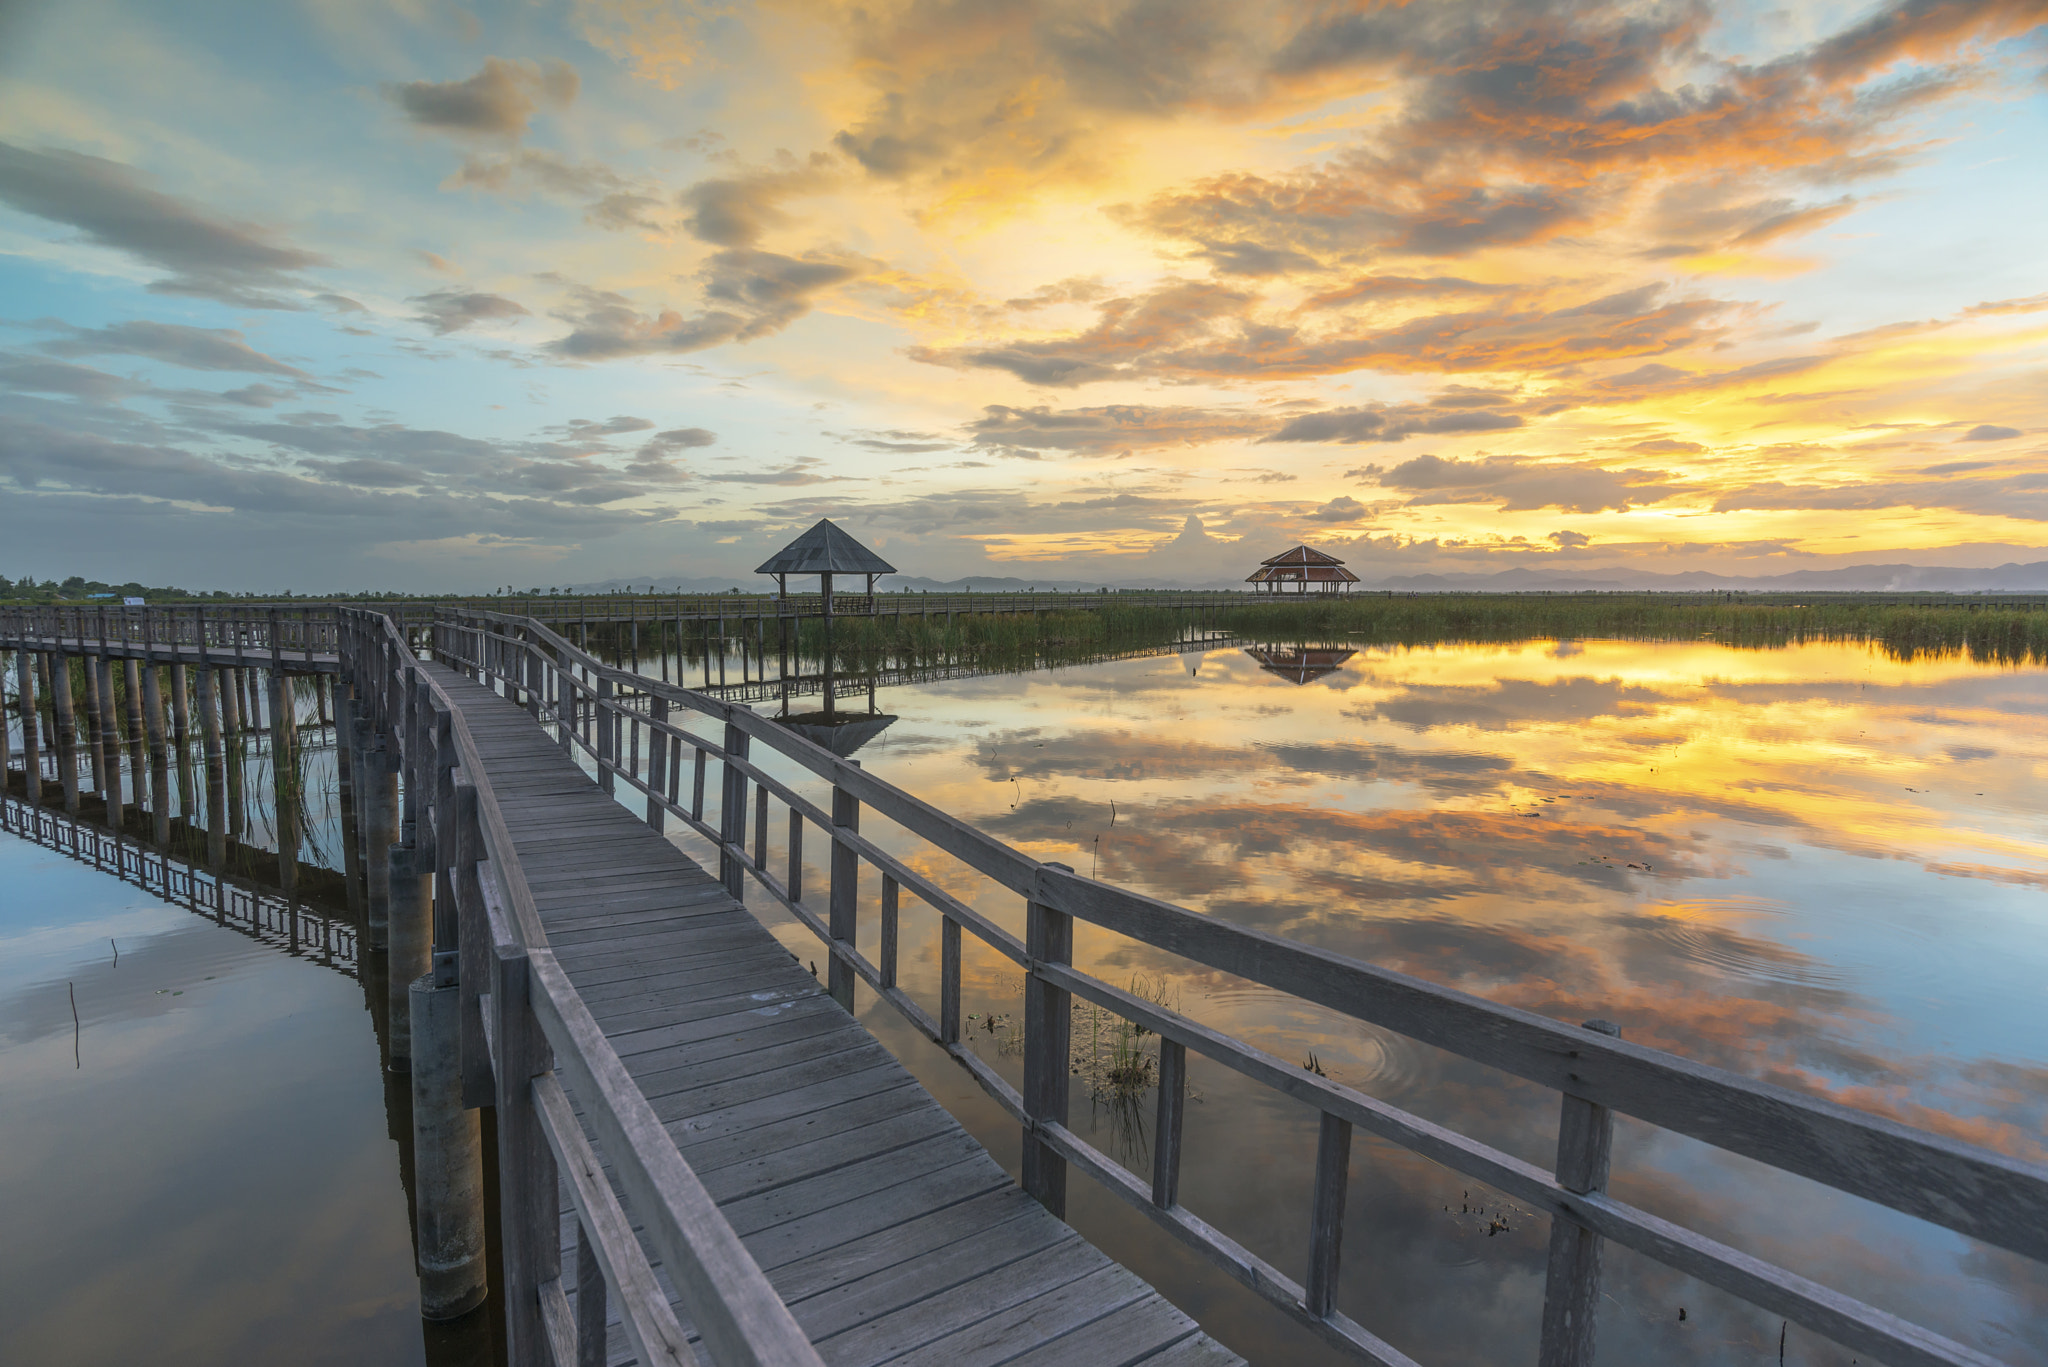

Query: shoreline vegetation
<box><xmin>798</xmin><ymin>596</ymin><xmax>2048</xmax><ymax>672</ymax></box>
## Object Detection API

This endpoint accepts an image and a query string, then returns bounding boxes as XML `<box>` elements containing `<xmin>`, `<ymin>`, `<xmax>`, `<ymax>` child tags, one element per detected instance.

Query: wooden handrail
<box><xmin>428</xmin><ymin>605</ymin><xmax>2045</xmax><ymax>1367</ymax></box>
<box><xmin>337</xmin><ymin>607</ymin><xmax>824</xmax><ymax>1367</ymax></box>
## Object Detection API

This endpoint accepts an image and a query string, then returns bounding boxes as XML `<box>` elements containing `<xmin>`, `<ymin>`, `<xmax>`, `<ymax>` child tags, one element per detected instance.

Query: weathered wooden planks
<box><xmin>422</xmin><ymin>663</ymin><xmax>1238</xmax><ymax>1367</ymax></box>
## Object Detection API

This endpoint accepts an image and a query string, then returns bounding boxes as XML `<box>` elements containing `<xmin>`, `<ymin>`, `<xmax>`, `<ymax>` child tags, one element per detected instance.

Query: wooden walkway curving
<box><xmin>423</xmin><ymin>663</ymin><xmax>1241</xmax><ymax>1367</ymax></box>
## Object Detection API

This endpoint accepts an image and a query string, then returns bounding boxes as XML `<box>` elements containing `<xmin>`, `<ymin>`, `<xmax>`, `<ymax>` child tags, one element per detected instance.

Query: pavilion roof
<box><xmin>1259</xmin><ymin>544</ymin><xmax>1347</xmax><ymax>567</ymax></box>
<box><xmin>755</xmin><ymin>518</ymin><xmax>897</xmax><ymax>576</ymax></box>
<box><xmin>1245</xmin><ymin>564</ymin><xmax>1361</xmax><ymax>584</ymax></box>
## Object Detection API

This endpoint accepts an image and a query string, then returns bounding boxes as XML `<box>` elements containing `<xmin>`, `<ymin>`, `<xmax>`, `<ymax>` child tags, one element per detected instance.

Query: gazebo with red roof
<box><xmin>1245</xmin><ymin>544</ymin><xmax>1361</xmax><ymax>594</ymax></box>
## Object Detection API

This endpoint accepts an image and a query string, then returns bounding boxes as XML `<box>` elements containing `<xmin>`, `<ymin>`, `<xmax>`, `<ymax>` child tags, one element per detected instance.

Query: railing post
<box><xmin>492</xmin><ymin>944</ymin><xmax>560</xmax><ymax>1367</ymax></box>
<box><xmin>596</xmin><ymin>675</ymin><xmax>615</xmax><ymax>794</ymax></box>
<box><xmin>827</xmin><ymin>769</ymin><xmax>858</xmax><ymax>1010</ymax></box>
<box><xmin>1152</xmin><ymin>1039</ymin><xmax>1186</xmax><ymax>1208</ymax></box>
<box><xmin>1538</xmin><ymin>1019</ymin><xmax>1622</xmax><ymax>1367</ymax></box>
<box><xmin>555</xmin><ymin>664</ymin><xmax>572</xmax><ymax>752</ymax></box>
<box><xmin>1305</xmin><ymin>1112</ymin><xmax>1353</xmax><ymax>1318</ymax></box>
<box><xmin>1022</xmin><ymin>864</ymin><xmax>1074</xmax><ymax>1217</ymax></box>
<box><xmin>879</xmin><ymin>873</ymin><xmax>899</xmax><ymax>989</ymax></box>
<box><xmin>646</xmin><ymin>696</ymin><xmax>668</xmax><ymax>830</ymax></box>
<box><xmin>721</xmin><ymin>718</ymin><xmax>751</xmax><ymax>899</ymax></box>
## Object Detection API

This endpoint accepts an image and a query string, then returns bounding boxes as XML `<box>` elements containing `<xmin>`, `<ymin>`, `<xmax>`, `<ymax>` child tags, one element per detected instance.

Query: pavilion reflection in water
<box><xmin>1243</xmin><ymin>644</ymin><xmax>1357</xmax><ymax>684</ymax></box>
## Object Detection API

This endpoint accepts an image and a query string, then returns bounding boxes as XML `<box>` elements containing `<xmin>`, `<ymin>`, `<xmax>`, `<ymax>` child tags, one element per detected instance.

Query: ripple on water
<box><xmin>1637</xmin><ymin>897</ymin><xmax>1847</xmax><ymax>989</ymax></box>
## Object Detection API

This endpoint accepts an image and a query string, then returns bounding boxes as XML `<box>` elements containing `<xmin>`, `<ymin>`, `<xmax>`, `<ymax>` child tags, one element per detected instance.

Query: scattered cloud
<box><xmin>1962</xmin><ymin>424</ymin><xmax>2021</xmax><ymax>441</ymax></box>
<box><xmin>0</xmin><ymin>141</ymin><xmax>325</xmax><ymax>308</ymax></box>
<box><xmin>385</xmin><ymin>58</ymin><xmax>579</xmax><ymax>138</ymax></box>
<box><xmin>40</xmin><ymin>321</ymin><xmax>311</xmax><ymax>377</ymax></box>
<box><xmin>412</xmin><ymin>289</ymin><xmax>531</xmax><ymax>335</ymax></box>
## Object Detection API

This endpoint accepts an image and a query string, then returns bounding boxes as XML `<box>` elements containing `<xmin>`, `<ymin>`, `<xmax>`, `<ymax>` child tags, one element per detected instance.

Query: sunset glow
<box><xmin>1</xmin><ymin>0</ymin><xmax>2044</xmax><ymax>588</ymax></box>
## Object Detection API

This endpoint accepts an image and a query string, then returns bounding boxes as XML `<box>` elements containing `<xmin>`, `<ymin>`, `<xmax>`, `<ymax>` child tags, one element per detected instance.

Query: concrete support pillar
<box><xmin>387</xmin><ymin>829</ymin><xmax>431</xmax><ymax>1069</ymax></box>
<box><xmin>408</xmin><ymin>974</ymin><xmax>487</xmax><ymax>1320</ymax></box>
<box><xmin>270</xmin><ymin>669</ymin><xmax>299</xmax><ymax>897</ymax></box>
<box><xmin>170</xmin><ymin>664</ymin><xmax>194</xmax><ymax>828</ymax></box>
<box><xmin>364</xmin><ymin>733</ymin><xmax>397</xmax><ymax>950</ymax></box>
<box><xmin>123</xmin><ymin>657</ymin><xmax>146</xmax><ymax>798</ymax></box>
<box><xmin>142</xmin><ymin>664</ymin><xmax>171</xmax><ymax>845</ymax></box>
<box><xmin>82</xmin><ymin>650</ymin><xmax>105</xmax><ymax>798</ymax></box>
<box><xmin>95</xmin><ymin>657</ymin><xmax>122</xmax><ymax>829</ymax></box>
<box><xmin>14</xmin><ymin>651</ymin><xmax>37</xmax><ymax>804</ymax></box>
<box><xmin>336</xmin><ymin>694</ymin><xmax>364</xmax><ymax>919</ymax></box>
<box><xmin>51</xmin><ymin>652</ymin><xmax>79</xmax><ymax>814</ymax></box>
<box><xmin>197</xmin><ymin>668</ymin><xmax>227</xmax><ymax>869</ymax></box>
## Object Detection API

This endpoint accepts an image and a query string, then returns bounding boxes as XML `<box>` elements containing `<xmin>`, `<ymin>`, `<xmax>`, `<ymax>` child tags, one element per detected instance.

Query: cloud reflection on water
<box><xmin>826</xmin><ymin>636</ymin><xmax>2048</xmax><ymax>1364</ymax></box>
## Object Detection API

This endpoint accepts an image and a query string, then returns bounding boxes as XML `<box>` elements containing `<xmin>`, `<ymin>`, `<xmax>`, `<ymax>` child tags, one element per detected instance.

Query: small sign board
<box><xmin>123</xmin><ymin>596</ymin><xmax>145</xmax><ymax>606</ymax></box>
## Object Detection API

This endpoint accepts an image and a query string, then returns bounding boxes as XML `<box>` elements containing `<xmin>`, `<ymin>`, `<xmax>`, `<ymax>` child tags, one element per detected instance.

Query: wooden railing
<box><xmin>1</xmin><ymin>604</ymin><xmax>342</xmax><ymax>660</ymax></box>
<box><xmin>339</xmin><ymin>608</ymin><xmax>823</xmax><ymax>1367</ymax></box>
<box><xmin>432</xmin><ymin>605</ymin><xmax>2047</xmax><ymax>1367</ymax></box>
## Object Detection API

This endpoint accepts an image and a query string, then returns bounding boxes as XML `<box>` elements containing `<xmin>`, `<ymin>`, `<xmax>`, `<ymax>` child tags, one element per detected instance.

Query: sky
<box><xmin>0</xmin><ymin>0</ymin><xmax>2044</xmax><ymax>593</ymax></box>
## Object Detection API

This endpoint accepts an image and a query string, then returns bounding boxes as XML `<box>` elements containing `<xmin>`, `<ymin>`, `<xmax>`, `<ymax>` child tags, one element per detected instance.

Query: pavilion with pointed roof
<box><xmin>1245</xmin><ymin>544</ymin><xmax>1361</xmax><ymax>594</ymax></box>
<box><xmin>756</xmin><ymin>518</ymin><xmax>896</xmax><ymax>616</ymax></box>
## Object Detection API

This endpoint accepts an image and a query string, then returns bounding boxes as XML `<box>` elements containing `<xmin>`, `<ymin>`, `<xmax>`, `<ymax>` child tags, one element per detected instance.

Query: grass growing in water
<box><xmin>1217</xmin><ymin>594</ymin><xmax>2048</xmax><ymax>666</ymax></box>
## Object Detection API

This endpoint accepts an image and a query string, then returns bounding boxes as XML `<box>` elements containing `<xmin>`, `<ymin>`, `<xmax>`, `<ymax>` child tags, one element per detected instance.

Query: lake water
<box><xmin>690</xmin><ymin>636</ymin><xmax>2048</xmax><ymax>1365</ymax></box>
<box><xmin>5</xmin><ymin>635</ymin><xmax>2044</xmax><ymax>1364</ymax></box>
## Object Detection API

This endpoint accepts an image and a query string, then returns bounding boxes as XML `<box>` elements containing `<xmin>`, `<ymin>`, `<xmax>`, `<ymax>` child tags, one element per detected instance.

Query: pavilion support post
<box><xmin>142</xmin><ymin>663</ymin><xmax>171</xmax><ymax>845</ymax></box>
<box><xmin>17</xmin><ymin>650</ymin><xmax>40</xmax><ymax>805</ymax></box>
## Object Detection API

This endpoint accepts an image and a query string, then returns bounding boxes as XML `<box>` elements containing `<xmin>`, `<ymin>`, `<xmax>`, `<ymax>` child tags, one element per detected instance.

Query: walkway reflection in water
<box><xmin>0</xmin><ymin>836</ymin><xmax>494</xmax><ymax>1366</ymax></box>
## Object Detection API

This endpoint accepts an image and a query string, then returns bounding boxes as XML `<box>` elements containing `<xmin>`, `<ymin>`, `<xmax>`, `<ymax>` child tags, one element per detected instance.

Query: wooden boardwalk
<box><xmin>426</xmin><ymin>664</ymin><xmax>1241</xmax><ymax>1367</ymax></box>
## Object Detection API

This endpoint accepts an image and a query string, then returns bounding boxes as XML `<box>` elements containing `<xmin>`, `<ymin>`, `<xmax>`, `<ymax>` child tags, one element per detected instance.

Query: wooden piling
<box><xmin>336</xmin><ymin>695</ymin><xmax>365</xmax><ymax>920</ymax></box>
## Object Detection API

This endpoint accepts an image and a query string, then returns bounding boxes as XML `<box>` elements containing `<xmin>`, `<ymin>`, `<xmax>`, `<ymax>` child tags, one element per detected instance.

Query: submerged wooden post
<box><xmin>827</xmin><ymin>769</ymin><xmax>858</xmax><ymax>1010</ymax></box>
<box><xmin>1022</xmin><ymin>864</ymin><xmax>1074</xmax><ymax>1217</ymax></box>
<box><xmin>1539</xmin><ymin>1019</ymin><xmax>1622</xmax><ymax>1367</ymax></box>
<box><xmin>363</xmin><ymin>722</ymin><xmax>396</xmax><ymax>949</ymax></box>
<box><xmin>142</xmin><ymin>663</ymin><xmax>171</xmax><ymax>845</ymax></box>
<box><xmin>197</xmin><ymin>668</ymin><xmax>227</xmax><ymax>868</ymax></box>
<box><xmin>16</xmin><ymin>649</ymin><xmax>39</xmax><ymax>805</ymax></box>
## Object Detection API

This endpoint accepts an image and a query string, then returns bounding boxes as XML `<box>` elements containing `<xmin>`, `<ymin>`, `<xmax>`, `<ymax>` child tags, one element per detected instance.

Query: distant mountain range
<box><xmin>562</xmin><ymin>561</ymin><xmax>2048</xmax><ymax>596</ymax></box>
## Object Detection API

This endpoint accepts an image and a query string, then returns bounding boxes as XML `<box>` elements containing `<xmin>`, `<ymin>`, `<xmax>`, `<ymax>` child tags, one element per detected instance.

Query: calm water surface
<box><xmin>0</xmin><ymin>836</ymin><xmax>433</xmax><ymax>1366</ymax></box>
<box><xmin>7</xmin><ymin>637</ymin><xmax>2045</xmax><ymax>1365</ymax></box>
<box><xmin>669</xmin><ymin>636</ymin><xmax>2048</xmax><ymax>1365</ymax></box>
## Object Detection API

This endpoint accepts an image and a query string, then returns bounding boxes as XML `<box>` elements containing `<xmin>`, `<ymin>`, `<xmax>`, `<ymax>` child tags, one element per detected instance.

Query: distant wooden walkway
<box><xmin>424</xmin><ymin>663</ymin><xmax>1240</xmax><ymax>1367</ymax></box>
